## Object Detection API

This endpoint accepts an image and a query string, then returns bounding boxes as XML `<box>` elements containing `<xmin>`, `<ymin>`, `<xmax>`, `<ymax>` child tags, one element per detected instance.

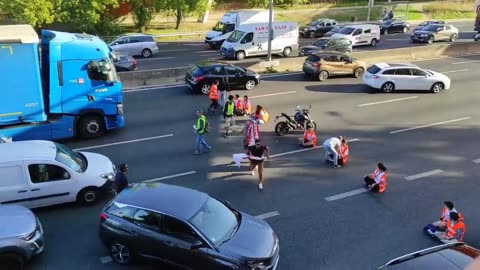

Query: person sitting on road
<box><xmin>208</xmin><ymin>80</ymin><xmax>220</xmax><ymax>111</ymax></box>
<box><xmin>363</xmin><ymin>163</ymin><xmax>387</xmax><ymax>193</ymax></box>
<box><xmin>298</xmin><ymin>124</ymin><xmax>317</xmax><ymax>148</ymax></box>
<box><xmin>433</xmin><ymin>201</ymin><xmax>458</xmax><ymax>231</ymax></box>
<box><xmin>253</xmin><ymin>105</ymin><xmax>267</xmax><ymax>125</ymax></box>
<box><xmin>338</xmin><ymin>138</ymin><xmax>349</xmax><ymax>166</ymax></box>
<box><xmin>234</xmin><ymin>94</ymin><xmax>244</xmax><ymax>116</ymax></box>
<box><xmin>433</xmin><ymin>212</ymin><xmax>466</xmax><ymax>244</ymax></box>
<box><xmin>243</xmin><ymin>95</ymin><xmax>252</xmax><ymax>116</ymax></box>
<box><xmin>323</xmin><ymin>136</ymin><xmax>343</xmax><ymax>168</ymax></box>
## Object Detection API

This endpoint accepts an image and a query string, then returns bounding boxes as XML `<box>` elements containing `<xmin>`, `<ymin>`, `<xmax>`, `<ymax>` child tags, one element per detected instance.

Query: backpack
<box><xmin>263</xmin><ymin>110</ymin><xmax>270</xmax><ymax>123</ymax></box>
<box><xmin>204</xmin><ymin>119</ymin><xmax>210</xmax><ymax>133</ymax></box>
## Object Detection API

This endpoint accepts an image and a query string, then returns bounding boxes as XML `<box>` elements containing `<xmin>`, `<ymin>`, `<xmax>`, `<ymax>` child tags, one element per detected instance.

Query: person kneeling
<box><xmin>364</xmin><ymin>163</ymin><xmax>387</xmax><ymax>192</ymax></box>
<box><xmin>298</xmin><ymin>125</ymin><xmax>317</xmax><ymax>148</ymax></box>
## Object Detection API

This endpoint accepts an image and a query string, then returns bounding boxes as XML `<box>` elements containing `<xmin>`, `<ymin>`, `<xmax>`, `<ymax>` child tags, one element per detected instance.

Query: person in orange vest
<box><xmin>298</xmin><ymin>124</ymin><xmax>317</xmax><ymax>148</ymax></box>
<box><xmin>432</xmin><ymin>201</ymin><xmax>458</xmax><ymax>231</ymax></box>
<box><xmin>338</xmin><ymin>138</ymin><xmax>349</xmax><ymax>165</ymax></box>
<box><xmin>363</xmin><ymin>163</ymin><xmax>387</xmax><ymax>192</ymax></box>
<box><xmin>234</xmin><ymin>94</ymin><xmax>244</xmax><ymax>116</ymax></box>
<box><xmin>208</xmin><ymin>80</ymin><xmax>220</xmax><ymax>111</ymax></box>
<box><xmin>243</xmin><ymin>95</ymin><xmax>252</xmax><ymax>116</ymax></box>
<box><xmin>435</xmin><ymin>212</ymin><xmax>466</xmax><ymax>243</ymax></box>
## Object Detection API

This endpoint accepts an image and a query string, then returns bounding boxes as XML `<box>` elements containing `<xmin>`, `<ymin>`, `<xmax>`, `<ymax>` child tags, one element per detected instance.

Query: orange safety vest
<box><xmin>244</xmin><ymin>99</ymin><xmax>252</xmax><ymax>114</ymax></box>
<box><xmin>303</xmin><ymin>130</ymin><xmax>317</xmax><ymax>145</ymax></box>
<box><xmin>341</xmin><ymin>144</ymin><xmax>349</xmax><ymax>164</ymax></box>
<box><xmin>237</xmin><ymin>99</ymin><xmax>244</xmax><ymax>110</ymax></box>
<box><xmin>441</xmin><ymin>207</ymin><xmax>462</xmax><ymax>222</ymax></box>
<box><xmin>374</xmin><ymin>170</ymin><xmax>387</xmax><ymax>192</ymax></box>
<box><xmin>209</xmin><ymin>85</ymin><xmax>219</xmax><ymax>100</ymax></box>
<box><xmin>445</xmin><ymin>220</ymin><xmax>466</xmax><ymax>241</ymax></box>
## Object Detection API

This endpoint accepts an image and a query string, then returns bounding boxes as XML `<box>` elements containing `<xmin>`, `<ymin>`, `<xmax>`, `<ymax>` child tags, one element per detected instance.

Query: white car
<box><xmin>363</xmin><ymin>62</ymin><xmax>451</xmax><ymax>93</ymax></box>
<box><xmin>0</xmin><ymin>140</ymin><xmax>116</xmax><ymax>208</ymax></box>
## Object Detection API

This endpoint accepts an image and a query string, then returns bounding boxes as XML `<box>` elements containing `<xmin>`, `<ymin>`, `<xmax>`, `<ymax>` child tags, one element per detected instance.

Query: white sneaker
<box><xmin>258</xmin><ymin>183</ymin><xmax>263</xmax><ymax>190</ymax></box>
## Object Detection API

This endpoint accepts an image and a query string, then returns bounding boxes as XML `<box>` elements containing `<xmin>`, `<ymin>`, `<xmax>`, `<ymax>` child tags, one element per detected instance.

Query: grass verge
<box><xmin>422</xmin><ymin>0</ymin><xmax>476</xmax><ymax>19</ymax></box>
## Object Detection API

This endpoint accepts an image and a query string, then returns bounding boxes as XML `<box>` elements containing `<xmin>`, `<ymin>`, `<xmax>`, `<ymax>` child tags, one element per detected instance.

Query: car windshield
<box><xmin>189</xmin><ymin>197</ymin><xmax>239</xmax><ymax>245</ymax></box>
<box><xmin>330</xmin><ymin>26</ymin><xmax>341</xmax><ymax>33</ymax></box>
<box><xmin>312</xmin><ymin>39</ymin><xmax>328</xmax><ymax>47</ymax></box>
<box><xmin>227</xmin><ymin>30</ymin><xmax>245</xmax><ymax>43</ymax></box>
<box><xmin>423</xmin><ymin>25</ymin><xmax>439</xmax><ymax>31</ymax></box>
<box><xmin>54</xmin><ymin>143</ymin><xmax>87</xmax><ymax>173</ymax></box>
<box><xmin>339</xmin><ymin>27</ymin><xmax>355</xmax><ymax>34</ymax></box>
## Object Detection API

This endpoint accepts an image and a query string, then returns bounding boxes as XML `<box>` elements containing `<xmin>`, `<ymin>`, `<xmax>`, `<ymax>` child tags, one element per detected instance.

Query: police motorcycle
<box><xmin>274</xmin><ymin>105</ymin><xmax>317</xmax><ymax>136</ymax></box>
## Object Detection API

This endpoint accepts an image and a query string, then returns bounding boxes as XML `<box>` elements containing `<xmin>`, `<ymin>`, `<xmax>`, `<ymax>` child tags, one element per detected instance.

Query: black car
<box><xmin>323</xmin><ymin>25</ymin><xmax>345</xmax><ymax>37</ymax></box>
<box><xmin>378</xmin><ymin>243</ymin><xmax>480</xmax><ymax>269</ymax></box>
<box><xmin>299</xmin><ymin>19</ymin><xmax>338</xmax><ymax>38</ymax></box>
<box><xmin>185</xmin><ymin>61</ymin><xmax>260</xmax><ymax>95</ymax></box>
<box><xmin>380</xmin><ymin>19</ymin><xmax>410</xmax><ymax>35</ymax></box>
<box><xmin>99</xmin><ymin>183</ymin><xmax>280</xmax><ymax>270</ymax></box>
<box><xmin>113</xmin><ymin>54</ymin><xmax>138</xmax><ymax>72</ymax></box>
<box><xmin>414</xmin><ymin>20</ymin><xmax>445</xmax><ymax>31</ymax></box>
<box><xmin>299</xmin><ymin>37</ymin><xmax>352</xmax><ymax>56</ymax></box>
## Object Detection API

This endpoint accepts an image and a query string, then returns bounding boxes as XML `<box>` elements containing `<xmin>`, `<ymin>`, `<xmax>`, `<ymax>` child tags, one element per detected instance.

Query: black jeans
<box><xmin>364</xmin><ymin>176</ymin><xmax>379</xmax><ymax>192</ymax></box>
<box><xmin>210</xmin><ymin>99</ymin><xmax>219</xmax><ymax>109</ymax></box>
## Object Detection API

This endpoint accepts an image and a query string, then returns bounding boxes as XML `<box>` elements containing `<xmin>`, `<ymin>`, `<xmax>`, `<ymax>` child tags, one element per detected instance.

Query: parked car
<box><xmin>324</xmin><ymin>25</ymin><xmax>345</xmax><ymax>37</ymax></box>
<box><xmin>332</xmin><ymin>24</ymin><xmax>380</xmax><ymax>47</ymax></box>
<box><xmin>414</xmin><ymin>20</ymin><xmax>445</xmax><ymax>31</ymax></box>
<box><xmin>113</xmin><ymin>54</ymin><xmax>138</xmax><ymax>72</ymax></box>
<box><xmin>0</xmin><ymin>205</ymin><xmax>44</xmax><ymax>270</ymax></box>
<box><xmin>109</xmin><ymin>34</ymin><xmax>159</xmax><ymax>58</ymax></box>
<box><xmin>363</xmin><ymin>62</ymin><xmax>451</xmax><ymax>93</ymax></box>
<box><xmin>380</xmin><ymin>19</ymin><xmax>410</xmax><ymax>35</ymax></box>
<box><xmin>299</xmin><ymin>37</ymin><xmax>352</xmax><ymax>56</ymax></box>
<box><xmin>303</xmin><ymin>52</ymin><xmax>366</xmax><ymax>81</ymax></box>
<box><xmin>378</xmin><ymin>243</ymin><xmax>480</xmax><ymax>269</ymax></box>
<box><xmin>99</xmin><ymin>183</ymin><xmax>280</xmax><ymax>269</ymax></box>
<box><xmin>475</xmin><ymin>33</ymin><xmax>480</xmax><ymax>41</ymax></box>
<box><xmin>0</xmin><ymin>140</ymin><xmax>116</xmax><ymax>208</ymax></box>
<box><xmin>185</xmin><ymin>61</ymin><xmax>260</xmax><ymax>95</ymax></box>
<box><xmin>411</xmin><ymin>24</ymin><xmax>458</xmax><ymax>44</ymax></box>
<box><xmin>299</xmin><ymin>19</ymin><xmax>338</xmax><ymax>38</ymax></box>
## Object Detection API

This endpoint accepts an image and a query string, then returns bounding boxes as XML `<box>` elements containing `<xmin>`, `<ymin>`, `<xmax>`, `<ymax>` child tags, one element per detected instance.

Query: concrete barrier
<box><xmin>121</xmin><ymin>42</ymin><xmax>480</xmax><ymax>88</ymax></box>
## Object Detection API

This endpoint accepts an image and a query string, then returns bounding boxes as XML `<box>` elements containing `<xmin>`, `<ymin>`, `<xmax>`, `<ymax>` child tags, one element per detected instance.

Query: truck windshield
<box><xmin>213</xmin><ymin>22</ymin><xmax>226</xmax><ymax>32</ymax></box>
<box><xmin>87</xmin><ymin>58</ymin><xmax>118</xmax><ymax>82</ymax></box>
<box><xmin>54</xmin><ymin>143</ymin><xmax>87</xmax><ymax>173</ymax></box>
<box><xmin>227</xmin><ymin>30</ymin><xmax>245</xmax><ymax>43</ymax></box>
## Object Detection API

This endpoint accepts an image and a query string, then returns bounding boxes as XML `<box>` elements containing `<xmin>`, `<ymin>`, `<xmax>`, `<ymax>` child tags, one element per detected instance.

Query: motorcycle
<box><xmin>274</xmin><ymin>105</ymin><xmax>317</xmax><ymax>136</ymax></box>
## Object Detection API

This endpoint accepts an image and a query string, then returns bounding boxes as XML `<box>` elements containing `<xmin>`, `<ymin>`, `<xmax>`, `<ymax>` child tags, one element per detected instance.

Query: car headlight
<box><xmin>101</xmin><ymin>173</ymin><xmax>115</xmax><ymax>180</ymax></box>
<box><xmin>248</xmin><ymin>261</ymin><xmax>267</xmax><ymax>270</ymax></box>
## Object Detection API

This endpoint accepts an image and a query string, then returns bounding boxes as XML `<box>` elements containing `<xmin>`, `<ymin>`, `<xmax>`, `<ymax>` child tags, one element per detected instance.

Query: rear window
<box><xmin>306</xmin><ymin>55</ymin><xmax>321</xmax><ymax>62</ymax></box>
<box><xmin>106</xmin><ymin>202</ymin><xmax>136</xmax><ymax>219</ymax></box>
<box><xmin>367</xmin><ymin>65</ymin><xmax>381</xmax><ymax>74</ymax></box>
<box><xmin>191</xmin><ymin>66</ymin><xmax>204</xmax><ymax>77</ymax></box>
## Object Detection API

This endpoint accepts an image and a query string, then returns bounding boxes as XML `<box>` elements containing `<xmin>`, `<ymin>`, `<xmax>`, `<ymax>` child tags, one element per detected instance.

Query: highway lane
<box><xmin>129</xmin><ymin>21</ymin><xmax>475</xmax><ymax>70</ymax></box>
<box><xmin>27</xmin><ymin>56</ymin><xmax>480</xmax><ymax>270</ymax></box>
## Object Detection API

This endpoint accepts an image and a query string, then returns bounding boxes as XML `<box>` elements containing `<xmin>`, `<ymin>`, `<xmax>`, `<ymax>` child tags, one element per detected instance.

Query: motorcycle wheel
<box><xmin>310</xmin><ymin>121</ymin><xmax>317</xmax><ymax>131</ymax></box>
<box><xmin>275</xmin><ymin>122</ymin><xmax>289</xmax><ymax>136</ymax></box>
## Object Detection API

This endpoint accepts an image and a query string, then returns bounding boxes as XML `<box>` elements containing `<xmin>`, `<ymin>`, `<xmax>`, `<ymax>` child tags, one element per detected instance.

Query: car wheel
<box><xmin>110</xmin><ymin>242</ymin><xmax>134</xmax><ymax>265</ymax></box>
<box><xmin>282</xmin><ymin>47</ymin><xmax>292</xmax><ymax>57</ymax></box>
<box><xmin>449</xmin><ymin>33</ymin><xmax>458</xmax><ymax>42</ymax></box>
<box><xmin>384</xmin><ymin>29</ymin><xmax>388</xmax><ymax>35</ymax></box>
<box><xmin>370</xmin><ymin>38</ymin><xmax>377</xmax><ymax>47</ymax></box>
<box><xmin>318</xmin><ymin>70</ymin><xmax>329</xmax><ymax>81</ymax></box>
<box><xmin>0</xmin><ymin>253</ymin><xmax>24</xmax><ymax>270</ymax></box>
<box><xmin>141</xmin><ymin>49</ymin><xmax>152</xmax><ymax>58</ymax></box>
<box><xmin>77</xmin><ymin>187</ymin><xmax>100</xmax><ymax>206</ymax></box>
<box><xmin>381</xmin><ymin>82</ymin><xmax>395</xmax><ymax>93</ymax></box>
<box><xmin>431</xmin><ymin>82</ymin><xmax>444</xmax><ymax>94</ymax></box>
<box><xmin>235</xmin><ymin>51</ymin><xmax>246</xmax><ymax>60</ymax></box>
<box><xmin>309</xmin><ymin>31</ymin><xmax>316</xmax><ymax>38</ymax></box>
<box><xmin>245</xmin><ymin>80</ymin><xmax>256</xmax><ymax>90</ymax></box>
<box><xmin>403</xmin><ymin>27</ymin><xmax>408</xmax><ymax>33</ymax></box>
<box><xmin>200</xmin><ymin>83</ymin><xmax>211</xmax><ymax>95</ymax></box>
<box><xmin>353</xmin><ymin>67</ymin><xmax>364</xmax><ymax>78</ymax></box>
<box><xmin>77</xmin><ymin>115</ymin><xmax>105</xmax><ymax>139</ymax></box>
<box><xmin>427</xmin><ymin>36</ymin><xmax>434</xmax><ymax>44</ymax></box>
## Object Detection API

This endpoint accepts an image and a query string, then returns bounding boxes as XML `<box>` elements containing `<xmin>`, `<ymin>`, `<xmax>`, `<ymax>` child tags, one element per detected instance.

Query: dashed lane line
<box><xmin>255</xmin><ymin>211</ymin><xmax>281</xmax><ymax>220</ymax></box>
<box><xmin>142</xmin><ymin>171</ymin><xmax>197</xmax><ymax>183</ymax></box>
<box><xmin>357</xmin><ymin>96</ymin><xmax>418</xmax><ymax>107</ymax></box>
<box><xmin>473</xmin><ymin>158</ymin><xmax>480</xmax><ymax>164</ymax></box>
<box><xmin>404</xmin><ymin>169</ymin><xmax>444</xmax><ymax>181</ymax></box>
<box><xmin>324</xmin><ymin>188</ymin><xmax>368</xmax><ymax>202</ymax></box>
<box><xmin>73</xmin><ymin>134</ymin><xmax>174</xmax><ymax>151</ymax></box>
<box><xmin>389</xmin><ymin>117</ymin><xmax>472</xmax><ymax>134</ymax></box>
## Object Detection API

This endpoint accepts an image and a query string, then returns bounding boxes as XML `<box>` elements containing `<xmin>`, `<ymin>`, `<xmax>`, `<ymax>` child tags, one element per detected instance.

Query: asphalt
<box><xmin>27</xmin><ymin>54</ymin><xmax>480</xmax><ymax>270</ymax></box>
<box><xmin>130</xmin><ymin>21</ymin><xmax>476</xmax><ymax>71</ymax></box>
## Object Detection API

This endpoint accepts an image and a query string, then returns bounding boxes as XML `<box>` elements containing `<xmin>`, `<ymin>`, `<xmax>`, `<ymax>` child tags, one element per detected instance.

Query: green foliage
<box><xmin>247</xmin><ymin>0</ymin><xmax>308</xmax><ymax>8</ymax></box>
<box><xmin>157</xmin><ymin>0</ymin><xmax>213</xmax><ymax>29</ymax></box>
<box><xmin>130</xmin><ymin>0</ymin><xmax>157</xmax><ymax>32</ymax></box>
<box><xmin>61</xmin><ymin>0</ymin><xmax>121</xmax><ymax>33</ymax></box>
<box><xmin>0</xmin><ymin>0</ymin><xmax>57</xmax><ymax>29</ymax></box>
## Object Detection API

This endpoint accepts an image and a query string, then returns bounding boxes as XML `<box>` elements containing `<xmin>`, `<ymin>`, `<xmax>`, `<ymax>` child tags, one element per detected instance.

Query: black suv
<box><xmin>185</xmin><ymin>61</ymin><xmax>260</xmax><ymax>95</ymax></box>
<box><xmin>299</xmin><ymin>37</ymin><xmax>353</xmax><ymax>56</ymax></box>
<box><xmin>299</xmin><ymin>19</ymin><xmax>338</xmax><ymax>38</ymax></box>
<box><xmin>99</xmin><ymin>183</ymin><xmax>280</xmax><ymax>270</ymax></box>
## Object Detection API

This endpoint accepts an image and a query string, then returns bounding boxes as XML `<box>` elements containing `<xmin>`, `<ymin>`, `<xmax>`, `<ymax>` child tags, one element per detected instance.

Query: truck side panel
<box><xmin>0</xmin><ymin>43</ymin><xmax>47</xmax><ymax>124</ymax></box>
<box><xmin>0</xmin><ymin>115</ymin><xmax>75</xmax><ymax>141</ymax></box>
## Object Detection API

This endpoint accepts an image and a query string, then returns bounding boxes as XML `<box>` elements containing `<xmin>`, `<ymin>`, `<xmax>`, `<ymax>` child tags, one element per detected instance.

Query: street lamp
<box><xmin>267</xmin><ymin>0</ymin><xmax>273</xmax><ymax>62</ymax></box>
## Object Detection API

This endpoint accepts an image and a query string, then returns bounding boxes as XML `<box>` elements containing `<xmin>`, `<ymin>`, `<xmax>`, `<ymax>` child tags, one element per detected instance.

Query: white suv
<box><xmin>363</xmin><ymin>62</ymin><xmax>451</xmax><ymax>93</ymax></box>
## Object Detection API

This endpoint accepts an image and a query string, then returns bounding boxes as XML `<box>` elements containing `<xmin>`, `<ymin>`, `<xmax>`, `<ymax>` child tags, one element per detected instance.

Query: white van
<box><xmin>332</xmin><ymin>24</ymin><xmax>380</xmax><ymax>47</ymax></box>
<box><xmin>0</xmin><ymin>140</ymin><xmax>116</xmax><ymax>208</ymax></box>
<box><xmin>220</xmin><ymin>22</ymin><xmax>299</xmax><ymax>60</ymax></box>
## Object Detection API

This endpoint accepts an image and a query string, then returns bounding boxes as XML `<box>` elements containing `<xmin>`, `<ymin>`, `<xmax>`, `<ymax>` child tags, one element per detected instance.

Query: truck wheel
<box><xmin>282</xmin><ymin>47</ymin><xmax>292</xmax><ymax>57</ymax></box>
<box><xmin>77</xmin><ymin>187</ymin><xmax>100</xmax><ymax>206</ymax></box>
<box><xmin>78</xmin><ymin>115</ymin><xmax>105</xmax><ymax>139</ymax></box>
<box><xmin>0</xmin><ymin>253</ymin><xmax>25</xmax><ymax>270</ymax></box>
<box><xmin>235</xmin><ymin>51</ymin><xmax>246</xmax><ymax>60</ymax></box>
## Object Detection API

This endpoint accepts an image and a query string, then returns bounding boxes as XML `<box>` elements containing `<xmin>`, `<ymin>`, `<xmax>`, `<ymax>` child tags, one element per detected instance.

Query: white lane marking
<box><xmin>404</xmin><ymin>169</ymin><xmax>444</xmax><ymax>181</ymax></box>
<box><xmin>199</xmin><ymin>54</ymin><xmax>218</xmax><ymax>57</ymax></box>
<box><xmin>325</xmin><ymin>188</ymin><xmax>368</xmax><ymax>202</ymax></box>
<box><xmin>136</xmin><ymin>57</ymin><xmax>176</xmax><ymax>62</ymax></box>
<box><xmin>159</xmin><ymin>49</ymin><xmax>189</xmax><ymax>53</ymax></box>
<box><xmin>451</xmin><ymin>60</ymin><xmax>480</xmax><ymax>65</ymax></box>
<box><xmin>442</xmin><ymin>69</ymin><xmax>469</xmax><ymax>74</ymax></box>
<box><xmin>73</xmin><ymin>134</ymin><xmax>174</xmax><ymax>151</ymax></box>
<box><xmin>473</xmin><ymin>158</ymin><xmax>480</xmax><ymax>164</ymax></box>
<box><xmin>255</xmin><ymin>211</ymin><xmax>280</xmax><ymax>220</ymax></box>
<box><xmin>270</xmin><ymin>138</ymin><xmax>359</xmax><ymax>158</ymax></box>
<box><xmin>127</xmin><ymin>66</ymin><xmax>192</xmax><ymax>74</ymax></box>
<box><xmin>262</xmin><ymin>72</ymin><xmax>304</xmax><ymax>78</ymax></box>
<box><xmin>250</xmin><ymin>91</ymin><xmax>297</xmax><ymax>99</ymax></box>
<box><xmin>357</xmin><ymin>96</ymin><xmax>418</xmax><ymax>107</ymax></box>
<box><xmin>389</xmin><ymin>117</ymin><xmax>472</xmax><ymax>134</ymax></box>
<box><xmin>194</xmin><ymin>50</ymin><xmax>219</xmax><ymax>54</ymax></box>
<box><xmin>99</xmin><ymin>256</ymin><xmax>112</xmax><ymax>264</ymax></box>
<box><xmin>124</xmin><ymin>84</ymin><xmax>184</xmax><ymax>93</ymax></box>
<box><xmin>142</xmin><ymin>171</ymin><xmax>197</xmax><ymax>183</ymax></box>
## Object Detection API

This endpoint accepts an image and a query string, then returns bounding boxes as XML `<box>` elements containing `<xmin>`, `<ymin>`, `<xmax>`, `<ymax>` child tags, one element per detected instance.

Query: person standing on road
<box><xmin>219</xmin><ymin>77</ymin><xmax>230</xmax><ymax>109</ymax></box>
<box><xmin>194</xmin><ymin>110</ymin><xmax>211</xmax><ymax>155</ymax></box>
<box><xmin>223</xmin><ymin>95</ymin><xmax>236</xmax><ymax>138</ymax></box>
<box><xmin>243</xmin><ymin>95</ymin><xmax>252</xmax><ymax>116</ymax></box>
<box><xmin>363</xmin><ymin>163</ymin><xmax>387</xmax><ymax>192</ymax></box>
<box><xmin>323</xmin><ymin>136</ymin><xmax>343</xmax><ymax>168</ymax></box>
<box><xmin>114</xmin><ymin>163</ymin><xmax>129</xmax><ymax>194</ymax></box>
<box><xmin>247</xmin><ymin>139</ymin><xmax>270</xmax><ymax>190</ymax></box>
<box><xmin>209</xmin><ymin>80</ymin><xmax>220</xmax><ymax>111</ymax></box>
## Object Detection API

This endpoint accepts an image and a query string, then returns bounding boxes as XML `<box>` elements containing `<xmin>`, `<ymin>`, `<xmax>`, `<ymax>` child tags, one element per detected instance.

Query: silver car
<box><xmin>109</xmin><ymin>34</ymin><xmax>159</xmax><ymax>58</ymax></box>
<box><xmin>411</xmin><ymin>24</ymin><xmax>459</xmax><ymax>44</ymax></box>
<box><xmin>0</xmin><ymin>205</ymin><xmax>45</xmax><ymax>270</ymax></box>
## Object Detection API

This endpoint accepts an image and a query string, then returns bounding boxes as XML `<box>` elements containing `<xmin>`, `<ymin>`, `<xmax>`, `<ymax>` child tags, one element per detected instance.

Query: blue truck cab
<box><xmin>0</xmin><ymin>24</ymin><xmax>125</xmax><ymax>141</ymax></box>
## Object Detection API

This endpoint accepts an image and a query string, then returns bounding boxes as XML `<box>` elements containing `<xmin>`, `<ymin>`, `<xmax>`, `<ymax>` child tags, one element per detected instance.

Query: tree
<box><xmin>247</xmin><ymin>0</ymin><xmax>308</xmax><ymax>8</ymax></box>
<box><xmin>158</xmin><ymin>0</ymin><xmax>213</xmax><ymax>30</ymax></box>
<box><xmin>0</xmin><ymin>0</ymin><xmax>57</xmax><ymax>30</ymax></box>
<box><xmin>61</xmin><ymin>0</ymin><xmax>121</xmax><ymax>33</ymax></box>
<box><xmin>129</xmin><ymin>0</ymin><xmax>163</xmax><ymax>32</ymax></box>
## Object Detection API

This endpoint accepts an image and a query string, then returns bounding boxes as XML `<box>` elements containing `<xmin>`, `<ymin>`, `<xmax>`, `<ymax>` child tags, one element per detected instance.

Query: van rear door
<box><xmin>0</xmin><ymin>164</ymin><xmax>32</xmax><ymax>208</ymax></box>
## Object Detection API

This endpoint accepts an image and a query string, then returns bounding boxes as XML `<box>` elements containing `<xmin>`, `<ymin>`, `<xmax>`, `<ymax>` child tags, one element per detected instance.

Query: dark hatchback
<box><xmin>113</xmin><ymin>54</ymin><xmax>138</xmax><ymax>72</ymax></box>
<box><xmin>378</xmin><ymin>243</ymin><xmax>480</xmax><ymax>270</ymax></box>
<box><xmin>99</xmin><ymin>183</ymin><xmax>279</xmax><ymax>270</ymax></box>
<box><xmin>323</xmin><ymin>25</ymin><xmax>345</xmax><ymax>37</ymax></box>
<box><xmin>185</xmin><ymin>61</ymin><xmax>260</xmax><ymax>95</ymax></box>
<box><xmin>299</xmin><ymin>36</ymin><xmax>352</xmax><ymax>56</ymax></box>
<box><xmin>380</xmin><ymin>19</ymin><xmax>410</xmax><ymax>35</ymax></box>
